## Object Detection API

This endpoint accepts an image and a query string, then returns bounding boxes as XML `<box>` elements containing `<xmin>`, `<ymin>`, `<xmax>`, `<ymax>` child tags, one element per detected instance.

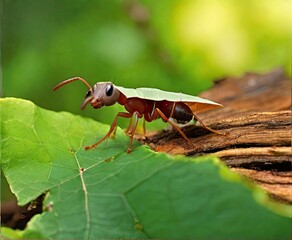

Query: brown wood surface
<box><xmin>143</xmin><ymin>69</ymin><xmax>292</xmax><ymax>204</ymax></box>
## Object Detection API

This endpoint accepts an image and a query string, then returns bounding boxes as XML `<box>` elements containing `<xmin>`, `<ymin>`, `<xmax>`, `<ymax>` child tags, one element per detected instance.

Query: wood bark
<box><xmin>144</xmin><ymin>69</ymin><xmax>292</xmax><ymax>204</ymax></box>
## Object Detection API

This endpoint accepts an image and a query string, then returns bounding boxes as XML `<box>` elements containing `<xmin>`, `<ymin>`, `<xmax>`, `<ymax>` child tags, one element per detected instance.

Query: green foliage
<box><xmin>1</xmin><ymin>98</ymin><xmax>291</xmax><ymax>239</ymax></box>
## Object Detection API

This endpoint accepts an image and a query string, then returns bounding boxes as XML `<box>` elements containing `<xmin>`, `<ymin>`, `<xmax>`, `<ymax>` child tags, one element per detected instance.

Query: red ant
<box><xmin>53</xmin><ymin>77</ymin><xmax>223</xmax><ymax>153</ymax></box>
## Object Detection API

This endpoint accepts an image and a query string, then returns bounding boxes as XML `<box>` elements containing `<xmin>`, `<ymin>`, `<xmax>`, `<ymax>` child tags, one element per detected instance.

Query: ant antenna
<box><xmin>53</xmin><ymin>77</ymin><xmax>92</xmax><ymax>91</ymax></box>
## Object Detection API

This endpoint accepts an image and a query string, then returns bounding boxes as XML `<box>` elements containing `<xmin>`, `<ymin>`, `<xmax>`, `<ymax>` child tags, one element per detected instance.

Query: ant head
<box><xmin>53</xmin><ymin>77</ymin><xmax>120</xmax><ymax>110</ymax></box>
<box><xmin>87</xmin><ymin>82</ymin><xmax>120</xmax><ymax>109</ymax></box>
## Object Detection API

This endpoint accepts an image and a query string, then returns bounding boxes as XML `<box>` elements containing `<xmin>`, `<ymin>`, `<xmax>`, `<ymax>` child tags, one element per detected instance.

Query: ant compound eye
<box><xmin>85</xmin><ymin>90</ymin><xmax>91</xmax><ymax>98</ymax></box>
<box><xmin>105</xmin><ymin>84</ymin><xmax>114</xmax><ymax>97</ymax></box>
<box><xmin>101</xmin><ymin>83</ymin><xmax>120</xmax><ymax>106</ymax></box>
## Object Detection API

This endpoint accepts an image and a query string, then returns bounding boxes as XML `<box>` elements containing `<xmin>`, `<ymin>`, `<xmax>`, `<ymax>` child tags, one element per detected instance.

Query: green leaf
<box><xmin>0</xmin><ymin>227</ymin><xmax>24</xmax><ymax>239</ymax></box>
<box><xmin>1</xmin><ymin>97</ymin><xmax>291</xmax><ymax>239</ymax></box>
<box><xmin>116</xmin><ymin>85</ymin><xmax>222</xmax><ymax>105</ymax></box>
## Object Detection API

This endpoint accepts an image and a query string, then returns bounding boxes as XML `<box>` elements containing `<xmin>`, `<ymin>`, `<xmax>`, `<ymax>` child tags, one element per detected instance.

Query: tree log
<box><xmin>144</xmin><ymin>69</ymin><xmax>292</xmax><ymax>204</ymax></box>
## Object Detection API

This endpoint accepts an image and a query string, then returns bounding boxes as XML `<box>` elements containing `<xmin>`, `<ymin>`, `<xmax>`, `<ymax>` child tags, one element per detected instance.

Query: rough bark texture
<box><xmin>144</xmin><ymin>69</ymin><xmax>292</xmax><ymax>204</ymax></box>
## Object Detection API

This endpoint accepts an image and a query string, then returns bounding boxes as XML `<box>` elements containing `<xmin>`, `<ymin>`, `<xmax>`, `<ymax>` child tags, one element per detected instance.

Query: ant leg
<box><xmin>126</xmin><ymin>116</ymin><xmax>145</xmax><ymax>137</ymax></box>
<box><xmin>155</xmin><ymin>108</ymin><xmax>193</xmax><ymax>146</ymax></box>
<box><xmin>84</xmin><ymin>112</ymin><xmax>133</xmax><ymax>150</ymax></box>
<box><xmin>126</xmin><ymin>112</ymin><xmax>140</xmax><ymax>154</ymax></box>
<box><xmin>192</xmin><ymin>112</ymin><xmax>224</xmax><ymax>135</ymax></box>
<box><xmin>142</xmin><ymin>118</ymin><xmax>146</xmax><ymax>137</ymax></box>
<box><xmin>111</xmin><ymin>126</ymin><xmax>118</xmax><ymax>138</ymax></box>
<box><xmin>125</xmin><ymin>117</ymin><xmax>133</xmax><ymax>135</ymax></box>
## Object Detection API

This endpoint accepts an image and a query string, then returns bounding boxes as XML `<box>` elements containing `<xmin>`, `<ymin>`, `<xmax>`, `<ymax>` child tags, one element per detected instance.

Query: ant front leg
<box><xmin>84</xmin><ymin>112</ymin><xmax>133</xmax><ymax>150</ymax></box>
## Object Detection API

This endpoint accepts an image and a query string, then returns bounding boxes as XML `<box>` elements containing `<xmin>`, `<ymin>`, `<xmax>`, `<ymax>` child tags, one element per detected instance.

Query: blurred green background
<box><xmin>2</xmin><ymin>0</ymin><xmax>290</xmax><ymax>127</ymax></box>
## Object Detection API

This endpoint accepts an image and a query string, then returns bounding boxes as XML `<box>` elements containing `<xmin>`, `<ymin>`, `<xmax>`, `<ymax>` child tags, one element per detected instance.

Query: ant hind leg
<box><xmin>155</xmin><ymin>108</ymin><xmax>194</xmax><ymax>147</ymax></box>
<box><xmin>192</xmin><ymin>112</ymin><xmax>225</xmax><ymax>135</ymax></box>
